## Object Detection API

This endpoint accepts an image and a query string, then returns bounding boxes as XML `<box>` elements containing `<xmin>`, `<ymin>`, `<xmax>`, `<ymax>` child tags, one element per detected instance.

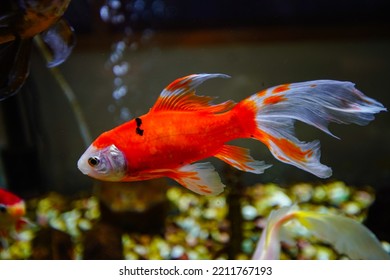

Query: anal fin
<box><xmin>214</xmin><ymin>145</ymin><xmax>272</xmax><ymax>174</ymax></box>
<box><xmin>168</xmin><ymin>162</ymin><xmax>225</xmax><ymax>196</ymax></box>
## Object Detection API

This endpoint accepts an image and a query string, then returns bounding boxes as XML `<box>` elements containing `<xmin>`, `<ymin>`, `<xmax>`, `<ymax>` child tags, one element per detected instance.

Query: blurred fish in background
<box><xmin>0</xmin><ymin>0</ymin><xmax>75</xmax><ymax>100</ymax></box>
<box><xmin>252</xmin><ymin>204</ymin><xmax>390</xmax><ymax>260</ymax></box>
<box><xmin>0</xmin><ymin>188</ymin><xmax>31</xmax><ymax>249</ymax></box>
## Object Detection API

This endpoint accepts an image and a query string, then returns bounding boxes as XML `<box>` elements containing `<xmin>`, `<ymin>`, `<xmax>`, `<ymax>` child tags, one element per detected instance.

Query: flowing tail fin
<box><xmin>252</xmin><ymin>205</ymin><xmax>390</xmax><ymax>260</ymax></box>
<box><xmin>234</xmin><ymin>80</ymin><xmax>386</xmax><ymax>178</ymax></box>
<box><xmin>295</xmin><ymin>210</ymin><xmax>390</xmax><ymax>260</ymax></box>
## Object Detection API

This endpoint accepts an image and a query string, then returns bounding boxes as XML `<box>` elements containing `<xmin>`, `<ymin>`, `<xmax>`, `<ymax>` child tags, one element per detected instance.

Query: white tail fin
<box><xmin>252</xmin><ymin>205</ymin><xmax>390</xmax><ymax>260</ymax></box>
<box><xmin>296</xmin><ymin>211</ymin><xmax>390</xmax><ymax>260</ymax></box>
<box><xmin>236</xmin><ymin>80</ymin><xmax>386</xmax><ymax>178</ymax></box>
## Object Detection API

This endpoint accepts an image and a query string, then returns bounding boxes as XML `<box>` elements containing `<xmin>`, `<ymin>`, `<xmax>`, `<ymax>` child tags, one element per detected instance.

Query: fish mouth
<box><xmin>77</xmin><ymin>145</ymin><xmax>98</xmax><ymax>176</ymax></box>
<box><xmin>77</xmin><ymin>156</ymin><xmax>90</xmax><ymax>175</ymax></box>
<box><xmin>77</xmin><ymin>144</ymin><xmax>127</xmax><ymax>180</ymax></box>
<box><xmin>8</xmin><ymin>201</ymin><xmax>26</xmax><ymax>217</ymax></box>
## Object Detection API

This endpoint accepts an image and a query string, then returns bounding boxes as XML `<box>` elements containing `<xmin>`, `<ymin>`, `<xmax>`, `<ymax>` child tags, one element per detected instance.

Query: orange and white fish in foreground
<box><xmin>77</xmin><ymin>74</ymin><xmax>386</xmax><ymax>195</ymax></box>
<box><xmin>0</xmin><ymin>188</ymin><xmax>28</xmax><ymax>247</ymax></box>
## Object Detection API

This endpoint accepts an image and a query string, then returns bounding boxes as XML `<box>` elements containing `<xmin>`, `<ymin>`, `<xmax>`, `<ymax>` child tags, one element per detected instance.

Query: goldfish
<box><xmin>0</xmin><ymin>188</ymin><xmax>27</xmax><ymax>248</ymax></box>
<box><xmin>77</xmin><ymin>74</ymin><xmax>386</xmax><ymax>195</ymax></box>
<box><xmin>252</xmin><ymin>205</ymin><xmax>390</xmax><ymax>259</ymax></box>
<box><xmin>0</xmin><ymin>0</ymin><xmax>75</xmax><ymax>100</ymax></box>
<box><xmin>0</xmin><ymin>0</ymin><xmax>71</xmax><ymax>44</ymax></box>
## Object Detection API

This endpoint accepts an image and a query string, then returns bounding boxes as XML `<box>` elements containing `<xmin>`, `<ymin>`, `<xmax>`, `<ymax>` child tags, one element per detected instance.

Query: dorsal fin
<box><xmin>150</xmin><ymin>73</ymin><xmax>236</xmax><ymax>113</ymax></box>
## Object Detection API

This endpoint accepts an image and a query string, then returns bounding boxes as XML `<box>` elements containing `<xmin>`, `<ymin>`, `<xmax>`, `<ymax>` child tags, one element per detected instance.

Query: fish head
<box><xmin>77</xmin><ymin>144</ymin><xmax>127</xmax><ymax>181</ymax></box>
<box><xmin>6</xmin><ymin>200</ymin><xmax>26</xmax><ymax>218</ymax></box>
<box><xmin>0</xmin><ymin>190</ymin><xmax>26</xmax><ymax>230</ymax></box>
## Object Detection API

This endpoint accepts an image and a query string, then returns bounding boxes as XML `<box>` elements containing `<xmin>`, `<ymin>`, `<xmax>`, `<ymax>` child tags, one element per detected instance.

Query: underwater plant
<box><xmin>252</xmin><ymin>204</ymin><xmax>390</xmax><ymax>260</ymax></box>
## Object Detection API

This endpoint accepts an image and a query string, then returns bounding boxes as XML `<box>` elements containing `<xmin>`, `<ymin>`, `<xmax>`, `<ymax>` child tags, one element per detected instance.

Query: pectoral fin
<box><xmin>40</xmin><ymin>19</ymin><xmax>76</xmax><ymax>68</ymax></box>
<box><xmin>0</xmin><ymin>39</ymin><xmax>32</xmax><ymax>100</ymax></box>
<box><xmin>168</xmin><ymin>162</ymin><xmax>225</xmax><ymax>196</ymax></box>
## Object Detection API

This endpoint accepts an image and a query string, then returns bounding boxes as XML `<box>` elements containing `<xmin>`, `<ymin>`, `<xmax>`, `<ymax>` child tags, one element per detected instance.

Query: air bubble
<box><xmin>134</xmin><ymin>0</ymin><xmax>146</xmax><ymax>12</ymax></box>
<box><xmin>114</xmin><ymin>77</ymin><xmax>123</xmax><ymax>87</ymax></box>
<box><xmin>109</xmin><ymin>52</ymin><xmax>122</xmax><ymax>64</ymax></box>
<box><xmin>111</xmin><ymin>14</ymin><xmax>125</xmax><ymax>24</ymax></box>
<box><xmin>108</xmin><ymin>0</ymin><xmax>121</xmax><ymax>10</ymax></box>
<box><xmin>120</xmin><ymin>107</ymin><xmax>131</xmax><ymax>120</ymax></box>
<box><xmin>115</xmin><ymin>41</ymin><xmax>126</xmax><ymax>52</ymax></box>
<box><xmin>113</xmin><ymin>62</ymin><xmax>129</xmax><ymax>76</ymax></box>
<box><xmin>100</xmin><ymin>5</ymin><xmax>110</xmax><ymax>22</ymax></box>
<box><xmin>113</xmin><ymin>85</ymin><xmax>128</xmax><ymax>100</ymax></box>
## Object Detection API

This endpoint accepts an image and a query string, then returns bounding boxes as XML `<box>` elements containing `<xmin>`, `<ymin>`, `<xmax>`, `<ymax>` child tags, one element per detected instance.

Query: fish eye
<box><xmin>0</xmin><ymin>204</ymin><xmax>6</xmax><ymax>213</ymax></box>
<box><xmin>88</xmin><ymin>157</ymin><xmax>100</xmax><ymax>167</ymax></box>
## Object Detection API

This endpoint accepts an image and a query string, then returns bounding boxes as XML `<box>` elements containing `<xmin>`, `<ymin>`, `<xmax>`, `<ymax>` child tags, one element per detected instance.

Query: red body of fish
<box><xmin>94</xmin><ymin>101</ymin><xmax>249</xmax><ymax>177</ymax></box>
<box><xmin>77</xmin><ymin>74</ymin><xmax>386</xmax><ymax>195</ymax></box>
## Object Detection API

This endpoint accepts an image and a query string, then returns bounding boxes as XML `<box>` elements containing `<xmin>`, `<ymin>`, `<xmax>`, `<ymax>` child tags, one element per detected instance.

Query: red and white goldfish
<box><xmin>77</xmin><ymin>74</ymin><xmax>386</xmax><ymax>195</ymax></box>
<box><xmin>252</xmin><ymin>205</ymin><xmax>390</xmax><ymax>259</ymax></box>
<box><xmin>0</xmin><ymin>188</ymin><xmax>27</xmax><ymax>247</ymax></box>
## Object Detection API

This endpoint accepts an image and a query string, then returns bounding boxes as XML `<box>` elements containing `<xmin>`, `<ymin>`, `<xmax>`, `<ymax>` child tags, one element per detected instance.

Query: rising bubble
<box><xmin>113</xmin><ymin>62</ymin><xmax>129</xmax><ymax>76</ymax></box>
<box><xmin>100</xmin><ymin>5</ymin><xmax>110</xmax><ymax>22</ymax></box>
<box><xmin>108</xmin><ymin>0</ymin><xmax>121</xmax><ymax>10</ymax></box>
<box><xmin>112</xmin><ymin>85</ymin><xmax>128</xmax><ymax>100</ymax></box>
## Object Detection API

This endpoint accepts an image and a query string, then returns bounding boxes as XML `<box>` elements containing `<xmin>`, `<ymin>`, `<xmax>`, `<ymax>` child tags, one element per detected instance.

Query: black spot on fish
<box><xmin>135</xmin><ymin>117</ymin><xmax>142</xmax><ymax>127</ymax></box>
<box><xmin>136</xmin><ymin>127</ymin><xmax>144</xmax><ymax>136</ymax></box>
<box><xmin>135</xmin><ymin>117</ymin><xmax>144</xmax><ymax>136</ymax></box>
